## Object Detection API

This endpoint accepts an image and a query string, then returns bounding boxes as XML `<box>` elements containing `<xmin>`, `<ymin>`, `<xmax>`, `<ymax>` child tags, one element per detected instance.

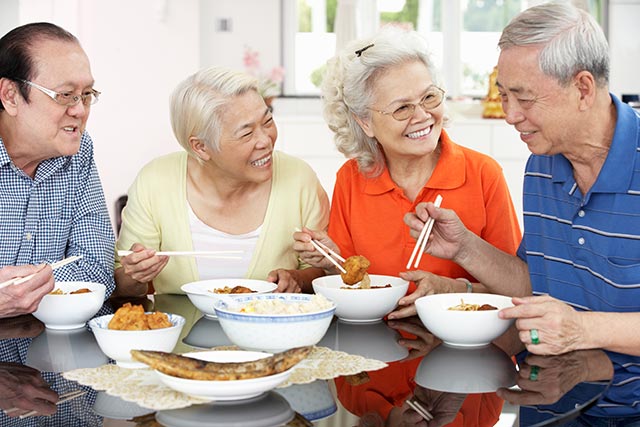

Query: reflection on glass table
<box><xmin>182</xmin><ymin>316</ymin><xmax>233</xmax><ymax>349</ymax></box>
<box><xmin>415</xmin><ymin>343</ymin><xmax>517</xmax><ymax>393</ymax></box>
<box><xmin>275</xmin><ymin>380</ymin><xmax>337</xmax><ymax>422</ymax></box>
<box><xmin>155</xmin><ymin>391</ymin><xmax>295</xmax><ymax>427</ymax></box>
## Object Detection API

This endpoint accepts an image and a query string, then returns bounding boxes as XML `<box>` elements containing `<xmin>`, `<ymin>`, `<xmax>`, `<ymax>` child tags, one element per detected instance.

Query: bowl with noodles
<box><xmin>414</xmin><ymin>293</ymin><xmax>514</xmax><ymax>348</ymax></box>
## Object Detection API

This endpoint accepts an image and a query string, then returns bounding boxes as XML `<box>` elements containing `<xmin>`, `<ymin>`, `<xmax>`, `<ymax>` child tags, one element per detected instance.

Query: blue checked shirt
<box><xmin>0</xmin><ymin>131</ymin><xmax>115</xmax><ymax>296</ymax></box>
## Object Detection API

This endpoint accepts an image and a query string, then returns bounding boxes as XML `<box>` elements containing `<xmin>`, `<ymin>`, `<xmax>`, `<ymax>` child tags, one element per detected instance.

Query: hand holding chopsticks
<box><xmin>406</xmin><ymin>194</ymin><xmax>443</xmax><ymax>269</ymax></box>
<box><xmin>0</xmin><ymin>255</ymin><xmax>83</xmax><ymax>290</ymax></box>
<box><xmin>3</xmin><ymin>390</ymin><xmax>87</xmax><ymax>419</ymax></box>
<box><xmin>294</xmin><ymin>228</ymin><xmax>347</xmax><ymax>274</ymax></box>
<box><xmin>406</xmin><ymin>396</ymin><xmax>434</xmax><ymax>422</ymax></box>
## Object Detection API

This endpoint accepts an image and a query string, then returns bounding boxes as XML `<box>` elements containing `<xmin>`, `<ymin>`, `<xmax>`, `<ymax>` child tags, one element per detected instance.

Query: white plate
<box><xmin>182</xmin><ymin>279</ymin><xmax>277</xmax><ymax>319</ymax></box>
<box><xmin>155</xmin><ymin>350</ymin><xmax>293</xmax><ymax>400</ymax></box>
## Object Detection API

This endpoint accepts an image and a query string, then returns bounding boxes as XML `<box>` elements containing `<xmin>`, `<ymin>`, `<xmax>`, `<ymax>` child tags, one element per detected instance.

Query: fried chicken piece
<box><xmin>70</xmin><ymin>288</ymin><xmax>91</xmax><ymax>294</ymax></box>
<box><xmin>340</xmin><ymin>255</ymin><xmax>371</xmax><ymax>285</ymax></box>
<box><xmin>146</xmin><ymin>311</ymin><xmax>172</xmax><ymax>329</ymax></box>
<box><xmin>107</xmin><ymin>302</ymin><xmax>172</xmax><ymax>330</ymax></box>
<box><xmin>230</xmin><ymin>285</ymin><xmax>256</xmax><ymax>294</ymax></box>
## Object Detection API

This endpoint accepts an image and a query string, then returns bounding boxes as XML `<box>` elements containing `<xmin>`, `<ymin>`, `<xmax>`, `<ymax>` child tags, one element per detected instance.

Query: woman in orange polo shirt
<box><xmin>294</xmin><ymin>27</ymin><xmax>521</xmax><ymax>427</ymax></box>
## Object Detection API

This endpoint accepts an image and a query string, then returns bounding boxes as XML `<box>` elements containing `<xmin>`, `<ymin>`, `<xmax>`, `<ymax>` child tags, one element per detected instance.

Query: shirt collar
<box><xmin>363</xmin><ymin>129</ymin><xmax>466</xmax><ymax>195</ymax></box>
<box><xmin>551</xmin><ymin>93</ymin><xmax>640</xmax><ymax>193</ymax></box>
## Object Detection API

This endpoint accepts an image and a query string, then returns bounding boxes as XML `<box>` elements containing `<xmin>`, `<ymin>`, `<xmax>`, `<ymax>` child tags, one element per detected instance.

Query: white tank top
<box><xmin>188</xmin><ymin>204</ymin><xmax>261</xmax><ymax>279</ymax></box>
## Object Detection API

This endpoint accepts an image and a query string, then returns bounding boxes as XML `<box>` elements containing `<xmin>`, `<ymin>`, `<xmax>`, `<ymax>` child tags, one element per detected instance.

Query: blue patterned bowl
<box><xmin>214</xmin><ymin>294</ymin><xmax>335</xmax><ymax>352</ymax></box>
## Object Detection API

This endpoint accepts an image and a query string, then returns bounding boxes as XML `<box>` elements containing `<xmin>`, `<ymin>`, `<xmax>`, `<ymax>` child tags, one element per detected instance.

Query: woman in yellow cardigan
<box><xmin>114</xmin><ymin>67</ymin><xmax>329</xmax><ymax>298</ymax></box>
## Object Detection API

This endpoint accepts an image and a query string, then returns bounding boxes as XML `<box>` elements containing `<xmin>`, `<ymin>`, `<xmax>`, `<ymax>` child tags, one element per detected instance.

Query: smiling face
<box><xmin>356</xmin><ymin>60</ymin><xmax>444</xmax><ymax>163</ymax></box>
<box><xmin>212</xmin><ymin>90</ymin><xmax>276</xmax><ymax>184</ymax></box>
<box><xmin>13</xmin><ymin>38</ymin><xmax>95</xmax><ymax>162</ymax></box>
<box><xmin>496</xmin><ymin>45</ymin><xmax>581</xmax><ymax>156</ymax></box>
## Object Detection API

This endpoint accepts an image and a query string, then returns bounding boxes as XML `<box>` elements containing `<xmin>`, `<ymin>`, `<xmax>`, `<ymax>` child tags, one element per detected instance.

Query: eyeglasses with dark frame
<box><xmin>19</xmin><ymin>79</ymin><xmax>101</xmax><ymax>107</ymax></box>
<box><xmin>369</xmin><ymin>86</ymin><xmax>445</xmax><ymax>121</ymax></box>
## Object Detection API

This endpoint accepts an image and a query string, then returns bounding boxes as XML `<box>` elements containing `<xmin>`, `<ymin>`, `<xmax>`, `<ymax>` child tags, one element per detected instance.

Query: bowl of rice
<box><xmin>214</xmin><ymin>294</ymin><xmax>336</xmax><ymax>352</ymax></box>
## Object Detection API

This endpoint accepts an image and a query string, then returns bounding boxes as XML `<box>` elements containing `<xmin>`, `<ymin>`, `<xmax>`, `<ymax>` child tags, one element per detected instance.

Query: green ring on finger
<box><xmin>530</xmin><ymin>328</ymin><xmax>540</xmax><ymax>345</ymax></box>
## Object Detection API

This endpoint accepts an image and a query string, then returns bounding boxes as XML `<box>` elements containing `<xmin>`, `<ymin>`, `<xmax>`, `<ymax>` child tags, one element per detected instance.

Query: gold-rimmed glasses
<box><xmin>20</xmin><ymin>79</ymin><xmax>100</xmax><ymax>107</ymax></box>
<box><xmin>369</xmin><ymin>86</ymin><xmax>445</xmax><ymax>121</ymax></box>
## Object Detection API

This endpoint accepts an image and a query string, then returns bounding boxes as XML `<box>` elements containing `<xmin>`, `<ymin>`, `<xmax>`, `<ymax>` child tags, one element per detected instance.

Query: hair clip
<box><xmin>355</xmin><ymin>43</ymin><xmax>374</xmax><ymax>57</ymax></box>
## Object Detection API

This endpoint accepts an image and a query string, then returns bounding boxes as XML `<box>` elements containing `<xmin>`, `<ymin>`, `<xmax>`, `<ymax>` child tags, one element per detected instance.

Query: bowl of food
<box><xmin>181</xmin><ymin>279</ymin><xmax>278</xmax><ymax>319</ymax></box>
<box><xmin>214</xmin><ymin>294</ymin><xmax>335</xmax><ymax>352</ymax></box>
<box><xmin>32</xmin><ymin>281</ymin><xmax>106</xmax><ymax>330</ymax></box>
<box><xmin>415</xmin><ymin>293</ymin><xmax>515</xmax><ymax>347</ymax></box>
<box><xmin>415</xmin><ymin>344</ymin><xmax>517</xmax><ymax>393</ymax></box>
<box><xmin>88</xmin><ymin>303</ymin><xmax>185</xmax><ymax>368</ymax></box>
<box><xmin>312</xmin><ymin>275</ymin><xmax>409</xmax><ymax>323</ymax></box>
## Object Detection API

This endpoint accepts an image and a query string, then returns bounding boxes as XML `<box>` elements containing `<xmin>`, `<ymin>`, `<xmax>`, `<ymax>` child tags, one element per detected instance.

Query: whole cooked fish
<box><xmin>130</xmin><ymin>346</ymin><xmax>312</xmax><ymax>380</ymax></box>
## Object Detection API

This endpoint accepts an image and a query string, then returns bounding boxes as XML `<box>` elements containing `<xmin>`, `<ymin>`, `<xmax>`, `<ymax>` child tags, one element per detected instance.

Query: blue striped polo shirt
<box><xmin>517</xmin><ymin>95</ymin><xmax>640</xmax><ymax>417</ymax></box>
<box><xmin>517</xmin><ymin>94</ymin><xmax>640</xmax><ymax>312</ymax></box>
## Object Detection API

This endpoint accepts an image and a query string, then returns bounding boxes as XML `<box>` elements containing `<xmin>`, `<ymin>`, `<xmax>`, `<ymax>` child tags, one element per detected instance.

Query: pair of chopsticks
<box><xmin>406</xmin><ymin>397</ymin><xmax>434</xmax><ymax>422</ymax></box>
<box><xmin>406</xmin><ymin>195</ymin><xmax>443</xmax><ymax>269</ymax></box>
<box><xmin>295</xmin><ymin>228</ymin><xmax>347</xmax><ymax>274</ymax></box>
<box><xmin>3</xmin><ymin>390</ymin><xmax>87</xmax><ymax>419</ymax></box>
<box><xmin>117</xmin><ymin>250</ymin><xmax>243</xmax><ymax>259</ymax></box>
<box><xmin>0</xmin><ymin>255</ymin><xmax>84</xmax><ymax>290</ymax></box>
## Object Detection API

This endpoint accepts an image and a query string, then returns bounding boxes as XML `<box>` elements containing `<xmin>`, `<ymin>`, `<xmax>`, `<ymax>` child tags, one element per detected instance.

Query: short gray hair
<box><xmin>170</xmin><ymin>66</ymin><xmax>259</xmax><ymax>158</ymax></box>
<box><xmin>498</xmin><ymin>2</ymin><xmax>609</xmax><ymax>87</ymax></box>
<box><xmin>321</xmin><ymin>27</ymin><xmax>443</xmax><ymax>177</ymax></box>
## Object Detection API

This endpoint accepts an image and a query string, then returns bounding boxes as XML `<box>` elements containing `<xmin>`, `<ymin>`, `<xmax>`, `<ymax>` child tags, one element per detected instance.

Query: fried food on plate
<box><xmin>341</xmin><ymin>255</ymin><xmax>371</xmax><ymax>287</ymax></box>
<box><xmin>108</xmin><ymin>302</ymin><xmax>172</xmax><ymax>330</ymax></box>
<box><xmin>130</xmin><ymin>346</ymin><xmax>312</xmax><ymax>380</ymax></box>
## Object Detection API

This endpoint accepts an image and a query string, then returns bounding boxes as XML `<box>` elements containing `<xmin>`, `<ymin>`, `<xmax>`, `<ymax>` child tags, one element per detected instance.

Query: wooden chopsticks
<box><xmin>406</xmin><ymin>194</ymin><xmax>443</xmax><ymax>269</ymax></box>
<box><xmin>117</xmin><ymin>250</ymin><xmax>243</xmax><ymax>259</ymax></box>
<box><xmin>406</xmin><ymin>397</ymin><xmax>434</xmax><ymax>421</ymax></box>
<box><xmin>295</xmin><ymin>228</ymin><xmax>347</xmax><ymax>274</ymax></box>
<box><xmin>2</xmin><ymin>390</ymin><xmax>87</xmax><ymax>418</ymax></box>
<box><xmin>0</xmin><ymin>255</ymin><xmax>84</xmax><ymax>290</ymax></box>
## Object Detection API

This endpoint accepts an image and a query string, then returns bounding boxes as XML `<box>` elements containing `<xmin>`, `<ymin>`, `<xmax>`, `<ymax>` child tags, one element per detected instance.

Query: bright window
<box><xmin>282</xmin><ymin>0</ymin><xmax>604</xmax><ymax>98</ymax></box>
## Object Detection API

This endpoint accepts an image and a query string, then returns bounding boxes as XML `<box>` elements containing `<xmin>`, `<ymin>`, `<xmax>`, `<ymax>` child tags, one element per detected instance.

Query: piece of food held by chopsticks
<box><xmin>341</xmin><ymin>255</ymin><xmax>371</xmax><ymax>288</ymax></box>
<box><xmin>130</xmin><ymin>346</ymin><xmax>312</xmax><ymax>380</ymax></box>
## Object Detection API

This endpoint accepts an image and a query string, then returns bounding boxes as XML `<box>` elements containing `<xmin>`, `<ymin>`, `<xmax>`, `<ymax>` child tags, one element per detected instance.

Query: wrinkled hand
<box><xmin>402</xmin><ymin>387</ymin><xmax>467</xmax><ymax>427</ymax></box>
<box><xmin>0</xmin><ymin>363</ymin><xmax>58</xmax><ymax>417</ymax></box>
<box><xmin>499</xmin><ymin>295</ymin><xmax>584</xmax><ymax>355</ymax></box>
<box><xmin>119</xmin><ymin>243</ymin><xmax>169</xmax><ymax>284</ymax></box>
<box><xmin>388</xmin><ymin>271</ymin><xmax>460</xmax><ymax>320</ymax></box>
<box><xmin>404</xmin><ymin>203</ymin><xmax>469</xmax><ymax>262</ymax></box>
<box><xmin>0</xmin><ymin>264</ymin><xmax>54</xmax><ymax>318</ymax></box>
<box><xmin>386</xmin><ymin>317</ymin><xmax>441</xmax><ymax>360</ymax></box>
<box><xmin>292</xmin><ymin>228</ymin><xmax>342</xmax><ymax>273</ymax></box>
<box><xmin>497</xmin><ymin>350</ymin><xmax>610</xmax><ymax>405</ymax></box>
<box><xmin>267</xmin><ymin>269</ymin><xmax>302</xmax><ymax>293</ymax></box>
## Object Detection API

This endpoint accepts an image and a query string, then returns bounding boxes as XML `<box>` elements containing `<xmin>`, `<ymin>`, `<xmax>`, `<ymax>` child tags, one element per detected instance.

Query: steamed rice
<box><xmin>235</xmin><ymin>294</ymin><xmax>334</xmax><ymax>314</ymax></box>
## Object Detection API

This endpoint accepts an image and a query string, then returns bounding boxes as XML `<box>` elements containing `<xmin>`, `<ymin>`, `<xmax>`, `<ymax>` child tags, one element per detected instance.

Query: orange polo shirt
<box><xmin>328</xmin><ymin>129</ymin><xmax>521</xmax><ymax>293</ymax></box>
<box><xmin>330</xmin><ymin>130</ymin><xmax>521</xmax><ymax>424</ymax></box>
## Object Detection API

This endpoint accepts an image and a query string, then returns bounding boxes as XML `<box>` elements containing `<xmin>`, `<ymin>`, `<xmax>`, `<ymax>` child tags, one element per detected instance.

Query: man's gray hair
<box><xmin>498</xmin><ymin>2</ymin><xmax>609</xmax><ymax>87</ymax></box>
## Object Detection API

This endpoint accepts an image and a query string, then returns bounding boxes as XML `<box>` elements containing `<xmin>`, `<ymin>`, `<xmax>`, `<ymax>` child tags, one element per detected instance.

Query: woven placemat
<box><xmin>62</xmin><ymin>346</ymin><xmax>386</xmax><ymax>410</ymax></box>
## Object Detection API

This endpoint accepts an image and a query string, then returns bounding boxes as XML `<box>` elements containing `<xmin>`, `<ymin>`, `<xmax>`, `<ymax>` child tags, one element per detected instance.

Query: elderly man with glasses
<box><xmin>0</xmin><ymin>22</ymin><xmax>114</xmax><ymax>318</ymax></box>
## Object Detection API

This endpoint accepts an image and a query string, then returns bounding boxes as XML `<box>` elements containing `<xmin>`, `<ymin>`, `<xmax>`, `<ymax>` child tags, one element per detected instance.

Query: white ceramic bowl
<box><xmin>88</xmin><ymin>312</ymin><xmax>185</xmax><ymax>368</ymax></box>
<box><xmin>26</xmin><ymin>327</ymin><xmax>109</xmax><ymax>372</ymax></box>
<box><xmin>155</xmin><ymin>350</ymin><xmax>294</xmax><ymax>400</ymax></box>
<box><xmin>181</xmin><ymin>279</ymin><xmax>278</xmax><ymax>319</ymax></box>
<box><xmin>32</xmin><ymin>281</ymin><xmax>106</xmax><ymax>330</ymax></box>
<box><xmin>214</xmin><ymin>294</ymin><xmax>335</xmax><ymax>352</ymax></box>
<box><xmin>312</xmin><ymin>275</ymin><xmax>409</xmax><ymax>323</ymax></box>
<box><xmin>156</xmin><ymin>391</ymin><xmax>294</xmax><ymax>427</ymax></box>
<box><xmin>415</xmin><ymin>344</ymin><xmax>517</xmax><ymax>393</ymax></box>
<box><xmin>415</xmin><ymin>293</ymin><xmax>515</xmax><ymax>347</ymax></box>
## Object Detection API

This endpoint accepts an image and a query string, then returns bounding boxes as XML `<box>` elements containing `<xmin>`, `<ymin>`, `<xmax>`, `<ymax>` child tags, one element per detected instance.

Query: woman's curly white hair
<box><xmin>321</xmin><ymin>26</ymin><xmax>443</xmax><ymax>177</ymax></box>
